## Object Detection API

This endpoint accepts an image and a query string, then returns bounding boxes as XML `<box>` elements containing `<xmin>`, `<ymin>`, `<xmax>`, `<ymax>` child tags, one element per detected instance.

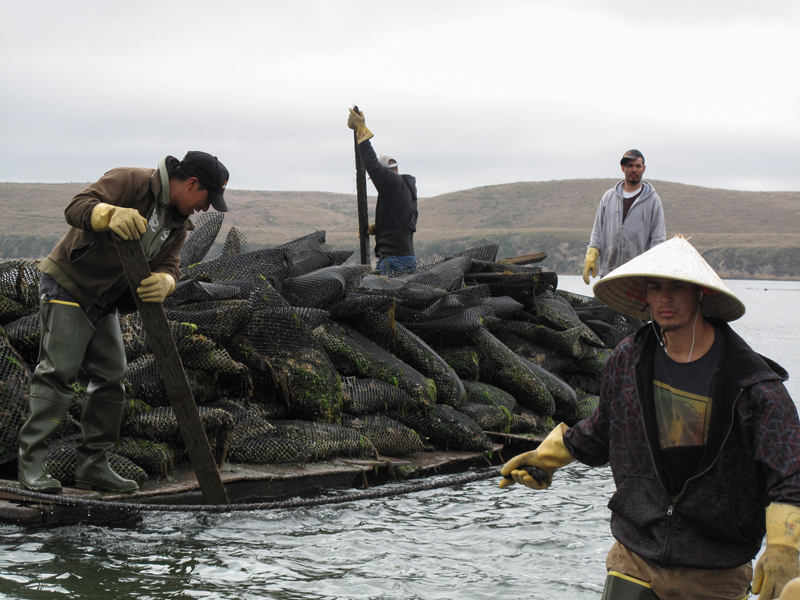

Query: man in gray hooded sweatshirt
<box><xmin>583</xmin><ymin>149</ymin><xmax>666</xmax><ymax>285</ymax></box>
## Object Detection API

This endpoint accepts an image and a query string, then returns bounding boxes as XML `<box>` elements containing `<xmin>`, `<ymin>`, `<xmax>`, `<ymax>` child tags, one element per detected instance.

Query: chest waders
<box><xmin>18</xmin><ymin>295</ymin><xmax>137</xmax><ymax>493</ymax></box>
<box><xmin>601</xmin><ymin>571</ymin><xmax>659</xmax><ymax>600</ymax></box>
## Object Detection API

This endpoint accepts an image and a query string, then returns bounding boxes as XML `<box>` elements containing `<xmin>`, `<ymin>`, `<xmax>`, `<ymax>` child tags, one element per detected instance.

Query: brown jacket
<box><xmin>38</xmin><ymin>165</ymin><xmax>189</xmax><ymax>308</ymax></box>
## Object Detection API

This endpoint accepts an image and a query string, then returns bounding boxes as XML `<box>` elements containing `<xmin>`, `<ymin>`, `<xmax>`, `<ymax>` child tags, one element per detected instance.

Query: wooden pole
<box><xmin>353</xmin><ymin>105</ymin><xmax>370</xmax><ymax>266</ymax></box>
<box><xmin>113</xmin><ymin>236</ymin><xmax>230</xmax><ymax>505</ymax></box>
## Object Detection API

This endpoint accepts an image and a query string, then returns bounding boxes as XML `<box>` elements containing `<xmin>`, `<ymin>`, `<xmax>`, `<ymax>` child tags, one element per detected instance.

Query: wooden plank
<box><xmin>113</xmin><ymin>236</ymin><xmax>229</xmax><ymax>505</ymax></box>
<box><xmin>499</xmin><ymin>251</ymin><xmax>547</xmax><ymax>265</ymax></box>
<box><xmin>353</xmin><ymin>105</ymin><xmax>370</xmax><ymax>266</ymax></box>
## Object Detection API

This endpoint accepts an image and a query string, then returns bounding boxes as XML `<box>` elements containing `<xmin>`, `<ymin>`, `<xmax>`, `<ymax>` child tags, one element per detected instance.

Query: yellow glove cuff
<box><xmin>90</xmin><ymin>203</ymin><xmax>115</xmax><ymax>232</ymax></box>
<box><xmin>536</xmin><ymin>422</ymin><xmax>576</xmax><ymax>469</ymax></box>
<box><xmin>767</xmin><ymin>503</ymin><xmax>800</xmax><ymax>550</ymax></box>
<box><xmin>356</xmin><ymin>125</ymin><xmax>373</xmax><ymax>144</ymax></box>
<box><xmin>585</xmin><ymin>247</ymin><xmax>600</xmax><ymax>261</ymax></box>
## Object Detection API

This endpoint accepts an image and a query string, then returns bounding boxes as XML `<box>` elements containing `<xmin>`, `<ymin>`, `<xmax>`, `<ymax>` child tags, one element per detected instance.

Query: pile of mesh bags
<box><xmin>0</xmin><ymin>215</ymin><xmax>643</xmax><ymax>485</ymax></box>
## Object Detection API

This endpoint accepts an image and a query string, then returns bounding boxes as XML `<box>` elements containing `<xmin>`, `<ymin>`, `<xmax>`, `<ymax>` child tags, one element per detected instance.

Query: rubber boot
<box><xmin>601</xmin><ymin>571</ymin><xmax>659</xmax><ymax>600</ymax></box>
<box><xmin>74</xmin><ymin>312</ymin><xmax>137</xmax><ymax>493</ymax></box>
<box><xmin>19</xmin><ymin>296</ymin><xmax>95</xmax><ymax>493</ymax></box>
<box><xmin>74</xmin><ymin>399</ymin><xmax>138</xmax><ymax>493</ymax></box>
<box><xmin>17</xmin><ymin>397</ymin><xmax>73</xmax><ymax>492</ymax></box>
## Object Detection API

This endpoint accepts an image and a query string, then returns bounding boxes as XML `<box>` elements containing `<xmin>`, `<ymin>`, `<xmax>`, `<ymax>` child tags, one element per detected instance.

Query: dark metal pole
<box><xmin>353</xmin><ymin>106</ymin><xmax>370</xmax><ymax>266</ymax></box>
<box><xmin>113</xmin><ymin>236</ymin><xmax>230</xmax><ymax>505</ymax></box>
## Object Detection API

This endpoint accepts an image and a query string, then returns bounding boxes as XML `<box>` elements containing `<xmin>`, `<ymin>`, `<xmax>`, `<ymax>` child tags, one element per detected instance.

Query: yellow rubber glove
<box><xmin>347</xmin><ymin>108</ymin><xmax>374</xmax><ymax>144</ymax></box>
<box><xmin>136</xmin><ymin>272</ymin><xmax>176</xmax><ymax>303</ymax></box>
<box><xmin>582</xmin><ymin>247</ymin><xmax>600</xmax><ymax>285</ymax></box>
<box><xmin>499</xmin><ymin>423</ymin><xmax>575</xmax><ymax>490</ymax></box>
<box><xmin>367</xmin><ymin>223</ymin><xmax>377</xmax><ymax>235</ymax></box>
<box><xmin>91</xmin><ymin>203</ymin><xmax>148</xmax><ymax>240</ymax></box>
<box><xmin>754</xmin><ymin>503</ymin><xmax>800</xmax><ymax>599</ymax></box>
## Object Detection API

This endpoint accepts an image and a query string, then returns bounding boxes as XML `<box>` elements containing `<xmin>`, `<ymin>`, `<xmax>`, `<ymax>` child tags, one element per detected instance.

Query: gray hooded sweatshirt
<box><xmin>588</xmin><ymin>180</ymin><xmax>666</xmax><ymax>277</ymax></box>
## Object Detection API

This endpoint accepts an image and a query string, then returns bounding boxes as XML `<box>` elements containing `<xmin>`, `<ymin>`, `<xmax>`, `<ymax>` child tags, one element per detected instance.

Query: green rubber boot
<box><xmin>601</xmin><ymin>571</ymin><xmax>659</xmax><ymax>600</ymax></box>
<box><xmin>19</xmin><ymin>296</ymin><xmax>94</xmax><ymax>493</ymax></box>
<box><xmin>17</xmin><ymin>397</ymin><xmax>73</xmax><ymax>493</ymax></box>
<box><xmin>74</xmin><ymin>399</ymin><xmax>138</xmax><ymax>493</ymax></box>
<box><xmin>74</xmin><ymin>312</ymin><xmax>137</xmax><ymax>493</ymax></box>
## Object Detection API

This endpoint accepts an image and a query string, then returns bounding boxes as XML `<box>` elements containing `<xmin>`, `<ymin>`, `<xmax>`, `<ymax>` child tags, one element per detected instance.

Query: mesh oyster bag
<box><xmin>341</xmin><ymin>414</ymin><xmax>425</xmax><ymax>456</ymax></box>
<box><xmin>468</xmin><ymin>326</ymin><xmax>555</xmax><ymax>417</ymax></box>
<box><xmin>3</xmin><ymin>313</ymin><xmax>40</xmax><ymax>366</ymax></box>
<box><xmin>350</xmin><ymin>311</ymin><xmax>467</xmax><ymax>410</ymax></box>
<box><xmin>270</xmin><ymin>420</ymin><xmax>378</xmax><ymax>461</ymax></box>
<box><xmin>391</xmin><ymin>404</ymin><xmax>494</xmax><ymax>453</ymax></box>
<box><xmin>121</xmin><ymin>406</ymin><xmax>234</xmax><ymax>467</ymax></box>
<box><xmin>280</xmin><ymin>265</ymin><xmax>369</xmax><ymax>309</ymax></box>
<box><xmin>0</xmin><ymin>260</ymin><xmax>42</xmax><ymax>314</ymax></box>
<box><xmin>458</xmin><ymin>403</ymin><xmax>512</xmax><ymax>433</ymax></box>
<box><xmin>115</xmin><ymin>438</ymin><xmax>176</xmax><ymax>480</ymax></box>
<box><xmin>125</xmin><ymin>355</ymin><xmax>219</xmax><ymax>407</ymax></box>
<box><xmin>233</xmin><ymin>307</ymin><xmax>343</xmax><ymax>423</ymax></box>
<box><xmin>341</xmin><ymin>377</ymin><xmax>418</xmax><ymax>416</ymax></box>
<box><xmin>180</xmin><ymin>212</ymin><xmax>225</xmax><ymax>268</ymax></box>
<box><xmin>181</xmin><ymin>248</ymin><xmax>290</xmax><ymax>290</ymax></box>
<box><xmin>0</xmin><ymin>325</ymin><xmax>33</xmax><ymax>462</ymax></box>
<box><xmin>314</xmin><ymin>320</ymin><xmax>436</xmax><ymax>408</ymax></box>
<box><xmin>461</xmin><ymin>380</ymin><xmax>517</xmax><ymax>412</ymax></box>
<box><xmin>490</xmin><ymin>320</ymin><xmax>605</xmax><ymax>361</ymax></box>
<box><xmin>433</xmin><ymin>345</ymin><xmax>492</xmax><ymax>382</ymax></box>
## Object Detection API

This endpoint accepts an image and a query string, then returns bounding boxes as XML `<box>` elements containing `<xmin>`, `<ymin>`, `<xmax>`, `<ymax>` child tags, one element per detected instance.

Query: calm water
<box><xmin>0</xmin><ymin>276</ymin><xmax>797</xmax><ymax>600</ymax></box>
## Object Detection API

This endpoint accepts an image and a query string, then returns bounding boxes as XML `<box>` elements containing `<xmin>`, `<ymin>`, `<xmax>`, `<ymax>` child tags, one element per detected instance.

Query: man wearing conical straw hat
<box><xmin>501</xmin><ymin>236</ymin><xmax>800</xmax><ymax>599</ymax></box>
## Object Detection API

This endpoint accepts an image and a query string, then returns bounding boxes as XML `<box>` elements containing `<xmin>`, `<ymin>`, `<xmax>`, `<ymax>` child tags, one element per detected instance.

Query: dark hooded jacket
<box><xmin>358</xmin><ymin>140</ymin><xmax>418</xmax><ymax>257</ymax></box>
<box><xmin>563</xmin><ymin>319</ymin><xmax>800</xmax><ymax>569</ymax></box>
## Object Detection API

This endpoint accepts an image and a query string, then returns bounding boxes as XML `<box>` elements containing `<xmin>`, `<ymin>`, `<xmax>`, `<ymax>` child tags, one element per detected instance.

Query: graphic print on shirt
<box><xmin>653</xmin><ymin>380</ymin><xmax>712</xmax><ymax>448</ymax></box>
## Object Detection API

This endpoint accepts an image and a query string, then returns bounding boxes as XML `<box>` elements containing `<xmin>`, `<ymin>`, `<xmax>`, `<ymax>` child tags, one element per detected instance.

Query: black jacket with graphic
<box><xmin>564</xmin><ymin>320</ymin><xmax>800</xmax><ymax>569</ymax></box>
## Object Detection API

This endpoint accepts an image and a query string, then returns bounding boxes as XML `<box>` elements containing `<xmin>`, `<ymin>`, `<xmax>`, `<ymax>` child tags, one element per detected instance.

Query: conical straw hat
<box><xmin>592</xmin><ymin>235</ymin><xmax>745</xmax><ymax>322</ymax></box>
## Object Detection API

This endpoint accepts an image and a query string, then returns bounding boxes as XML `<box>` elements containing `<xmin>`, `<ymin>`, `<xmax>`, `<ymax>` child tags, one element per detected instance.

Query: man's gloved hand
<box><xmin>367</xmin><ymin>223</ymin><xmax>377</xmax><ymax>236</ymax></box>
<box><xmin>754</xmin><ymin>503</ymin><xmax>800</xmax><ymax>599</ymax></box>
<box><xmin>347</xmin><ymin>108</ymin><xmax>374</xmax><ymax>144</ymax></box>
<box><xmin>91</xmin><ymin>203</ymin><xmax>148</xmax><ymax>240</ymax></box>
<box><xmin>582</xmin><ymin>247</ymin><xmax>600</xmax><ymax>285</ymax></box>
<box><xmin>499</xmin><ymin>423</ymin><xmax>575</xmax><ymax>490</ymax></box>
<box><xmin>136</xmin><ymin>273</ymin><xmax>176</xmax><ymax>303</ymax></box>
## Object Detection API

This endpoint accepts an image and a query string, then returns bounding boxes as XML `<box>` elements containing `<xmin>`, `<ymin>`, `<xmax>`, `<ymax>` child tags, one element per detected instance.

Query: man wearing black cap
<box><xmin>18</xmin><ymin>151</ymin><xmax>229</xmax><ymax>494</ymax></box>
<box><xmin>582</xmin><ymin>149</ymin><xmax>666</xmax><ymax>286</ymax></box>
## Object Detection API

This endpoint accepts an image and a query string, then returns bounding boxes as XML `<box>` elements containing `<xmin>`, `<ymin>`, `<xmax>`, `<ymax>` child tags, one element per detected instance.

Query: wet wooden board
<box><xmin>0</xmin><ymin>441</ymin><xmax>536</xmax><ymax>526</ymax></box>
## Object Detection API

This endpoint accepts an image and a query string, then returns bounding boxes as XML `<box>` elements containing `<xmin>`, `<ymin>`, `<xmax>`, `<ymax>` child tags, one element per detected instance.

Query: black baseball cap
<box><xmin>620</xmin><ymin>149</ymin><xmax>645</xmax><ymax>165</ymax></box>
<box><xmin>181</xmin><ymin>151</ymin><xmax>229</xmax><ymax>212</ymax></box>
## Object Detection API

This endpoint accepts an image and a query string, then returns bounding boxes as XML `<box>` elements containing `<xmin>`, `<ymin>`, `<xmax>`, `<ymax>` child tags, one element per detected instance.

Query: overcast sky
<box><xmin>2</xmin><ymin>1</ymin><xmax>799</xmax><ymax>197</ymax></box>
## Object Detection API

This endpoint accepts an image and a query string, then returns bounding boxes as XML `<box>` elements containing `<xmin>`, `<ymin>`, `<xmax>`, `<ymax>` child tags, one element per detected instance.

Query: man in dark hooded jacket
<box><xmin>501</xmin><ymin>236</ymin><xmax>800</xmax><ymax>599</ymax></box>
<box><xmin>347</xmin><ymin>108</ymin><xmax>418</xmax><ymax>275</ymax></box>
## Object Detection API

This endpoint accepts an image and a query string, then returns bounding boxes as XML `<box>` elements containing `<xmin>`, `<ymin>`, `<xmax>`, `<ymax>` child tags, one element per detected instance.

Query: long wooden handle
<box><xmin>114</xmin><ymin>236</ymin><xmax>230</xmax><ymax>505</ymax></box>
<box><xmin>353</xmin><ymin>105</ymin><xmax>370</xmax><ymax>266</ymax></box>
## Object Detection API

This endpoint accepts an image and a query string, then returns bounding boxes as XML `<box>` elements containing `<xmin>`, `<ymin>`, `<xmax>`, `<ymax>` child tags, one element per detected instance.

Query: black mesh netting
<box><xmin>391</xmin><ymin>405</ymin><xmax>494</xmax><ymax>453</ymax></box>
<box><xmin>341</xmin><ymin>414</ymin><xmax>425</xmax><ymax>456</ymax></box>
<box><xmin>341</xmin><ymin>377</ymin><xmax>418</xmax><ymax>415</ymax></box>
<box><xmin>0</xmin><ymin>231</ymin><xmax>634</xmax><ymax>477</ymax></box>
<box><xmin>180</xmin><ymin>213</ymin><xmax>225</xmax><ymax>267</ymax></box>
<box><xmin>0</xmin><ymin>260</ymin><xmax>42</xmax><ymax>324</ymax></box>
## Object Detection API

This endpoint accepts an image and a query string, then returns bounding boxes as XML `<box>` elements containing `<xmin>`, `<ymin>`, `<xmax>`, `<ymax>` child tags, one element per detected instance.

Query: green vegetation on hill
<box><xmin>3</xmin><ymin>179</ymin><xmax>799</xmax><ymax>279</ymax></box>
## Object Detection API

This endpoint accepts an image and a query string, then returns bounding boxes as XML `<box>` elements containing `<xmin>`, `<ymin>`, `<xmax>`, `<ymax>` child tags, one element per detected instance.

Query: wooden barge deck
<box><xmin>0</xmin><ymin>432</ymin><xmax>541</xmax><ymax>527</ymax></box>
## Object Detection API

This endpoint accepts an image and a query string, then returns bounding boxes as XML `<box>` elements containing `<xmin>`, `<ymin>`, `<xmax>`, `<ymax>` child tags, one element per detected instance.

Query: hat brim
<box><xmin>208</xmin><ymin>190</ymin><xmax>228</xmax><ymax>213</ymax></box>
<box><xmin>592</xmin><ymin>237</ymin><xmax>745</xmax><ymax>322</ymax></box>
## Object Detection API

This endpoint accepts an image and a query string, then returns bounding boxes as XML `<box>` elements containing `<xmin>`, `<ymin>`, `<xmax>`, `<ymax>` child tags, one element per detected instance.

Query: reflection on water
<box><xmin>0</xmin><ymin>277</ymin><xmax>797</xmax><ymax>599</ymax></box>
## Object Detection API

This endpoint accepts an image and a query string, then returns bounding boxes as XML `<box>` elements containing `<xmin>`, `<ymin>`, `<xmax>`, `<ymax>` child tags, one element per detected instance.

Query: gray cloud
<box><xmin>1</xmin><ymin>0</ymin><xmax>798</xmax><ymax>196</ymax></box>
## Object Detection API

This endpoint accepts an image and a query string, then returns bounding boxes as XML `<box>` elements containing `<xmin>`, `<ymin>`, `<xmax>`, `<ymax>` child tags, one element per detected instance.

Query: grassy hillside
<box><xmin>3</xmin><ymin>179</ymin><xmax>799</xmax><ymax>278</ymax></box>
